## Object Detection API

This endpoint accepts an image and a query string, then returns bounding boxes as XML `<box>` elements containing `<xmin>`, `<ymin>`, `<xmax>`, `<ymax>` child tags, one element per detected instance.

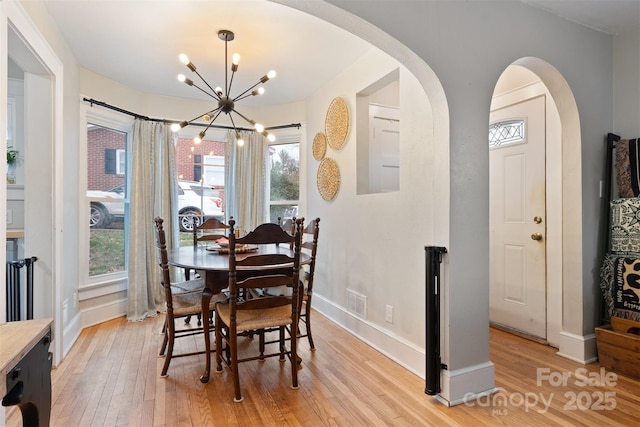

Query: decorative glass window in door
<box><xmin>489</xmin><ymin>119</ymin><xmax>525</xmax><ymax>149</ymax></box>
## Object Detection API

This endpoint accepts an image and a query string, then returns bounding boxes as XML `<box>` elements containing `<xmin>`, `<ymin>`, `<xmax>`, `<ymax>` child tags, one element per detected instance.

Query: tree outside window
<box><xmin>269</xmin><ymin>142</ymin><xmax>299</xmax><ymax>222</ymax></box>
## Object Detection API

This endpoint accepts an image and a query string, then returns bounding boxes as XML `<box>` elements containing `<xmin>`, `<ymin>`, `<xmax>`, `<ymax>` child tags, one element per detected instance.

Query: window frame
<box><xmin>79</xmin><ymin>104</ymin><xmax>133</xmax><ymax>299</ymax></box>
<box><xmin>266</xmin><ymin>131</ymin><xmax>302</xmax><ymax>223</ymax></box>
<box><xmin>116</xmin><ymin>148</ymin><xmax>126</xmax><ymax>175</ymax></box>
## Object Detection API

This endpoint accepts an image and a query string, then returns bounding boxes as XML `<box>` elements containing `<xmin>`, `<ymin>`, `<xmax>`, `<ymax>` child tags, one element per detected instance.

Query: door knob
<box><xmin>533</xmin><ymin>216</ymin><xmax>542</xmax><ymax>224</ymax></box>
<box><xmin>531</xmin><ymin>232</ymin><xmax>543</xmax><ymax>241</ymax></box>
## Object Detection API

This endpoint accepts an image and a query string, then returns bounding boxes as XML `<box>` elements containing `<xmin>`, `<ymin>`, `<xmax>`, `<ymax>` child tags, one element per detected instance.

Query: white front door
<box><xmin>489</xmin><ymin>95</ymin><xmax>546</xmax><ymax>339</ymax></box>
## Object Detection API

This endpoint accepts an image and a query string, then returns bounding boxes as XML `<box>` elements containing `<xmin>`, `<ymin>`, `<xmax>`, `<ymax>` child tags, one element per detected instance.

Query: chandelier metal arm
<box><xmin>197</xmin><ymin>109</ymin><xmax>225</xmax><ymax>140</ymax></box>
<box><xmin>230</xmin><ymin>109</ymin><xmax>255</xmax><ymax>128</ymax></box>
<box><xmin>192</xmin><ymin>68</ymin><xmax>222</xmax><ymax>101</ymax></box>
<box><xmin>232</xmin><ymin>80</ymin><xmax>264</xmax><ymax>102</ymax></box>
<box><xmin>189</xmin><ymin>81</ymin><xmax>221</xmax><ymax>101</ymax></box>
<box><xmin>228</xmin><ymin>114</ymin><xmax>240</xmax><ymax>133</ymax></box>
<box><xmin>183</xmin><ymin>107</ymin><xmax>222</xmax><ymax>127</ymax></box>
<box><xmin>203</xmin><ymin>110</ymin><xmax>224</xmax><ymax>132</ymax></box>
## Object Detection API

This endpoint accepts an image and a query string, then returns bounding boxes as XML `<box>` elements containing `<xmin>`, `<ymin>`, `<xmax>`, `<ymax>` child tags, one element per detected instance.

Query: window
<box><xmin>203</xmin><ymin>155</ymin><xmax>225</xmax><ymax>187</ymax></box>
<box><xmin>174</xmin><ymin>132</ymin><xmax>299</xmax><ymax>234</ymax></box>
<box><xmin>117</xmin><ymin>149</ymin><xmax>126</xmax><ymax>174</ymax></box>
<box><xmin>175</xmin><ymin>137</ymin><xmax>226</xmax><ymax>237</ymax></box>
<box><xmin>86</xmin><ymin>122</ymin><xmax>128</xmax><ymax>277</ymax></box>
<box><xmin>489</xmin><ymin>119</ymin><xmax>526</xmax><ymax>148</ymax></box>
<box><xmin>268</xmin><ymin>141</ymin><xmax>300</xmax><ymax>223</ymax></box>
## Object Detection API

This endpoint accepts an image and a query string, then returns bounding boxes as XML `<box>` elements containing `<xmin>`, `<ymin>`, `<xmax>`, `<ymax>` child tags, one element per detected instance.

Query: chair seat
<box><xmin>216</xmin><ymin>302</ymin><xmax>293</xmax><ymax>332</ymax></box>
<box><xmin>171</xmin><ymin>278</ymin><xmax>227</xmax><ymax>315</ymax></box>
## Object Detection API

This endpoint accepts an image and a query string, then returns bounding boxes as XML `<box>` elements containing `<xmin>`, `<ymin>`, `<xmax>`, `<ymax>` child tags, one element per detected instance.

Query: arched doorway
<box><xmin>489</xmin><ymin>57</ymin><xmax>585</xmax><ymax>361</ymax></box>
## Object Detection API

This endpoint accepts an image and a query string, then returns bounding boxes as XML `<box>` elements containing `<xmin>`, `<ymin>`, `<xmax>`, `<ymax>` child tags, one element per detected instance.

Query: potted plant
<box><xmin>6</xmin><ymin>146</ymin><xmax>18</xmax><ymax>184</ymax></box>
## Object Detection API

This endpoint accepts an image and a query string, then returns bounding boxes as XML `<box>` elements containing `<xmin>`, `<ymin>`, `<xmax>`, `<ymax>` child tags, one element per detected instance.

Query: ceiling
<box><xmin>43</xmin><ymin>0</ymin><xmax>372</xmax><ymax>108</ymax></box>
<box><xmin>40</xmin><ymin>0</ymin><xmax>639</xmax><ymax>108</ymax></box>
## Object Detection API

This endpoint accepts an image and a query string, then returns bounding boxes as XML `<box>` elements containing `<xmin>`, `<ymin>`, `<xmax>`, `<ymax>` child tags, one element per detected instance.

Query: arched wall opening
<box><xmin>490</xmin><ymin>57</ymin><xmax>587</xmax><ymax>362</ymax></box>
<box><xmin>275</xmin><ymin>0</ymin><xmax>459</xmax><ymax>400</ymax></box>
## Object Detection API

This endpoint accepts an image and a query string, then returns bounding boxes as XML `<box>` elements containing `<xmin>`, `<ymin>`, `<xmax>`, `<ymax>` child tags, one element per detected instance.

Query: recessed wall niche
<box><xmin>356</xmin><ymin>69</ymin><xmax>400</xmax><ymax>195</ymax></box>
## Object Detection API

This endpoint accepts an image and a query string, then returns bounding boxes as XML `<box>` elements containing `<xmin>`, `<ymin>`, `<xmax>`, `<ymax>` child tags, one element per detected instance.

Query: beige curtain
<box><xmin>224</xmin><ymin>130</ymin><xmax>267</xmax><ymax>233</ymax></box>
<box><xmin>127</xmin><ymin>120</ymin><xmax>178</xmax><ymax>321</ymax></box>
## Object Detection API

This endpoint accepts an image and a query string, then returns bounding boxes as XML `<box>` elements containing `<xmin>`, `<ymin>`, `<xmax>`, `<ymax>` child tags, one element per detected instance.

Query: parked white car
<box><xmin>88</xmin><ymin>180</ymin><xmax>223</xmax><ymax>231</ymax></box>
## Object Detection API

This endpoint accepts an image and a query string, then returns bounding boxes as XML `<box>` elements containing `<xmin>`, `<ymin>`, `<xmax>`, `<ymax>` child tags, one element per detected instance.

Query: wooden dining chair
<box><xmin>272</xmin><ymin>216</ymin><xmax>320</xmax><ymax>350</ymax></box>
<box><xmin>185</xmin><ymin>217</ymin><xmax>230</xmax><ymax>279</ymax></box>
<box><xmin>193</xmin><ymin>217</ymin><xmax>230</xmax><ymax>246</ymax></box>
<box><xmin>183</xmin><ymin>217</ymin><xmax>231</xmax><ymax>326</ymax></box>
<box><xmin>214</xmin><ymin>218</ymin><xmax>303</xmax><ymax>402</ymax></box>
<box><xmin>297</xmin><ymin>217</ymin><xmax>320</xmax><ymax>350</ymax></box>
<box><xmin>153</xmin><ymin>217</ymin><xmax>226</xmax><ymax>377</ymax></box>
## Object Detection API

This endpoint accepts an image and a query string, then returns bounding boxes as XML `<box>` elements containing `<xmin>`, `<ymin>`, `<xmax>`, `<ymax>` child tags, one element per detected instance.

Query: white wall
<box><xmin>613</xmin><ymin>26</ymin><xmax>640</xmax><ymax>138</ymax></box>
<box><xmin>304</xmin><ymin>48</ymin><xmax>433</xmax><ymax>341</ymax></box>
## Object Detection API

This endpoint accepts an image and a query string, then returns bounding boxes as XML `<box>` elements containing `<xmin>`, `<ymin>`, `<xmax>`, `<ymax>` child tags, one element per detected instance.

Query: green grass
<box><xmin>89</xmin><ymin>228</ymin><xmax>193</xmax><ymax>276</ymax></box>
<box><xmin>89</xmin><ymin>229</ymin><xmax>125</xmax><ymax>276</ymax></box>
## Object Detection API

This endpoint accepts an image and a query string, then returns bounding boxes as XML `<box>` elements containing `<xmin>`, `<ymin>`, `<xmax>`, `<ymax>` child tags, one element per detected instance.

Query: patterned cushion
<box><xmin>616</xmin><ymin>140</ymin><xmax>635</xmax><ymax>198</ymax></box>
<box><xmin>600</xmin><ymin>254</ymin><xmax>640</xmax><ymax>321</ymax></box>
<box><xmin>610</xmin><ymin>198</ymin><xmax>640</xmax><ymax>257</ymax></box>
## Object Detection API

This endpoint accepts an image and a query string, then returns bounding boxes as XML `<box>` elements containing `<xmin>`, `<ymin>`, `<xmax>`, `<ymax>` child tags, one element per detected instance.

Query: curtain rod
<box><xmin>82</xmin><ymin>97</ymin><xmax>301</xmax><ymax>132</ymax></box>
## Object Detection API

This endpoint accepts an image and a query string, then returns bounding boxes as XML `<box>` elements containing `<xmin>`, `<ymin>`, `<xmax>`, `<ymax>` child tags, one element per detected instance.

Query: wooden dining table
<box><xmin>167</xmin><ymin>244</ymin><xmax>309</xmax><ymax>383</ymax></box>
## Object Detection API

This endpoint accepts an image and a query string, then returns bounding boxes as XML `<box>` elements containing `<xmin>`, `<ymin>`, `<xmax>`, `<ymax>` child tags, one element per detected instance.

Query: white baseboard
<box><xmin>314</xmin><ymin>294</ymin><xmax>499</xmax><ymax>406</ymax></box>
<box><xmin>439</xmin><ymin>361</ymin><xmax>496</xmax><ymax>406</ymax></box>
<box><xmin>62</xmin><ymin>312</ymin><xmax>82</xmax><ymax>360</ymax></box>
<box><xmin>313</xmin><ymin>294</ymin><xmax>426</xmax><ymax>378</ymax></box>
<box><xmin>80</xmin><ymin>297</ymin><xmax>127</xmax><ymax>329</ymax></box>
<box><xmin>557</xmin><ymin>331</ymin><xmax>598</xmax><ymax>364</ymax></box>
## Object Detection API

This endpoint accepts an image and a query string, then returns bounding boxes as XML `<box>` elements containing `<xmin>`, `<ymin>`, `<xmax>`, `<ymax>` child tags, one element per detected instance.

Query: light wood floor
<box><xmin>8</xmin><ymin>311</ymin><xmax>640</xmax><ymax>426</ymax></box>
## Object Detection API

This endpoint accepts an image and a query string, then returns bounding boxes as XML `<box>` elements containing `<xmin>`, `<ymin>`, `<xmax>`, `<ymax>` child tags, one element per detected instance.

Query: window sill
<box><xmin>79</xmin><ymin>275</ymin><xmax>128</xmax><ymax>301</ymax></box>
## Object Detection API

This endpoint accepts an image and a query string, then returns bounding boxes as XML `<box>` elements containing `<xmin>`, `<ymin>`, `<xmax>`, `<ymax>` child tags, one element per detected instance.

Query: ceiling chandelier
<box><xmin>170</xmin><ymin>29</ymin><xmax>276</xmax><ymax>146</ymax></box>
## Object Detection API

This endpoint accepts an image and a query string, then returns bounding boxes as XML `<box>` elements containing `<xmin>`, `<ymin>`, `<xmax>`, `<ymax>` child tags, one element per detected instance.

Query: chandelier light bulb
<box><xmin>203</xmin><ymin>114</ymin><xmax>212</xmax><ymax>122</ymax></box>
<box><xmin>179</xmin><ymin>53</ymin><xmax>196</xmax><ymax>72</ymax></box>
<box><xmin>170</xmin><ymin>123</ymin><xmax>181</xmax><ymax>132</ymax></box>
<box><xmin>215</xmin><ymin>87</ymin><xmax>224</xmax><ymax>96</ymax></box>
<box><xmin>254</xmin><ymin>123</ymin><xmax>265</xmax><ymax>133</ymax></box>
<box><xmin>267</xmin><ymin>70</ymin><xmax>276</xmax><ymax>79</ymax></box>
<box><xmin>232</xmin><ymin>53</ymin><xmax>240</xmax><ymax>65</ymax></box>
<box><xmin>267</xmin><ymin>134</ymin><xmax>276</xmax><ymax>142</ymax></box>
<box><xmin>257</xmin><ymin>87</ymin><xmax>265</xmax><ymax>95</ymax></box>
<box><xmin>237</xmin><ymin>137</ymin><xmax>245</xmax><ymax>147</ymax></box>
<box><xmin>178</xmin><ymin>74</ymin><xmax>194</xmax><ymax>86</ymax></box>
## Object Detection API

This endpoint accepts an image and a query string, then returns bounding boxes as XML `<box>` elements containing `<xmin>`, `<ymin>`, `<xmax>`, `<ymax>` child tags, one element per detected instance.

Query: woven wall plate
<box><xmin>312</xmin><ymin>132</ymin><xmax>327</xmax><ymax>160</ymax></box>
<box><xmin>317</xmin><ymin>157</ymin><xmax>340</xmax><ymax>201</ymax></box>
<box><xmin>325</xmin><ymin>97</ymin><xmax>350</xmax><ymax>150</ymax></box>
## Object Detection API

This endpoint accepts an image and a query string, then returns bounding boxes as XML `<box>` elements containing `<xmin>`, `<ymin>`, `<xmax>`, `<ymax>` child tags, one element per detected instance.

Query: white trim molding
<box><xmin>557</xmin><ymin>331</ymin><xmax>598</xmax><ymax>364</ymax></box>
<box><xmin>313</xmin><ymin>293</ymin><xmax>426</xmax><ymax>378</ymax></box>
